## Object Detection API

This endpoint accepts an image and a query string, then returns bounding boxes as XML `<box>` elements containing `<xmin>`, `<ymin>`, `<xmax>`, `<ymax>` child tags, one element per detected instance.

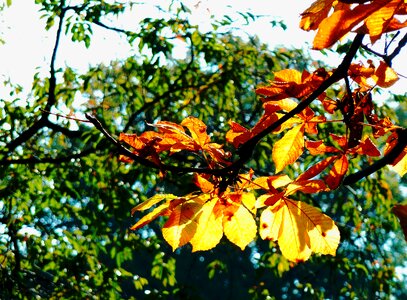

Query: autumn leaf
<box><xmin>325</xmin><ymin>154</ymin><xmax>349</xmax><ymax>190</ymax></box>
<box><xmin>181</xmin><ymin>116</ymin><xmax>210</xmax><ymax>147</ymax></box>
<box><xmin>130</xmin><ymin>202</ymin><xmax>171</xmax><ymax>231</ymax></box>
<box><xmin>285</xmin><ymin>180</ymin><xmax>327</xmax><ymax>196</ymax></box>
<box><xmin>189</xmin><ymin>197</ymin><xmax>224</xmax><ymax>251</ymax></box>
<box><xmin>300</xmin><ymin>0</ymin><xmax>336</xmax><ymax>31</ymax></box>
<box><xmin>260</xmin><ymin>198</ymin><xmax>340</xmax><ymax>262</ymax></box>
<box><xmin>250</xmin><ymin>175</ymin><xmax>293</xmax><ymax>191</ymax></box>
<box><xmin>272</xmin><ymin>124</ymin><xmax>305</xmax><ymax>173</ymax></box>
<box><xmin>223</xmin><ymin>201</ymin><xmax>257</xmax><ymax>250</ymax></box>
<box><xmin>363</xmin><ymin>0</ymin><xmax>404</xmax><ymax>43</ymax></box>
<box><xmin>389</xmin><ymin>146</ymin><xmax>407</xmax><ymax>177</ymax></box>
<box><xmin>297</xmin><ymin>156</ymin><xmax>337</xmax><ymax>181</ymax></box>
<box><xmin>372</xmin><ymin>61</ymin><xmax>399</xmax><ymax>88</ymax></box>
<box><xmin>392</xmin><ymin>204</ymin><xmax>407</xmax><ymax>241</ymax></box>
<box><xmin>193</xmin><ymin>173</ymin><xmax>215</xmax><ymax>193</ymax></box>
<box><xmin>131</xmin><ymin>194</ymin><xmax>178</xmax><ymax>215</ymax></box>
<box><xmin>384</xmin><ymin>132</ymin><xmax>407</xmax><ymax>177</ymax></box>
<box><xmin>162</xmin><ymin>201</ymin><xmax>202</xmax><ymax>250</ymax></box>
<box><xmin>256</xmin><ymin>69</ymin><xmax>328</xmax><ymax>100</ymax></box>
<box><xmin>312</xmin><ymin>0</ymin><xmax>393</xmax><ymax>49</ymax></box>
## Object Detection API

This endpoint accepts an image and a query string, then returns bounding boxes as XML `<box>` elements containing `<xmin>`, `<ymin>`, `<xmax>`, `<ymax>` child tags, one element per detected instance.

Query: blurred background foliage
<box><xmin>0</xmin><ymin>0</ymin><xmax>406</xmax><ymax>299</ymax></box>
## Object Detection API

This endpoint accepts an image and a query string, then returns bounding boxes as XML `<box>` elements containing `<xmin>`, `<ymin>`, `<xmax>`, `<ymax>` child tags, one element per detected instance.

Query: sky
<box><xmin>0</xmin><ymin>0</ymin><xmax>405</xmax><ymax>98</ymax></box>
<box><xmin>0</xmin><ymin>0</ymin><xmax>312</xmax><ymax>98</ymax></box>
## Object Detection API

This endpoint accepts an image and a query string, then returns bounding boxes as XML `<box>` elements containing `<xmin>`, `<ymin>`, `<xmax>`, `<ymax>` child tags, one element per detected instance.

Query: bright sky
<box><xmin>0</xmin><ymin>0</ymin><xmax>405</xmax><ymax>99</ymax></box>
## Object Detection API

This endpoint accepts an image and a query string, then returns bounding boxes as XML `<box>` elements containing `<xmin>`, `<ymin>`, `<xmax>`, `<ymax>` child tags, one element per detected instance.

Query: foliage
<box><xmin>1</xmin><ymin>0</ymin><xmax>406</xmax><ymax>299</ymax></box>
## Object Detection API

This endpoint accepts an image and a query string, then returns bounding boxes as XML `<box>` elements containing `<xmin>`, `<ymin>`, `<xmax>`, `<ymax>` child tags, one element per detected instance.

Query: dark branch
<box><xmin>234</xmin><ymin>34</ymin><xmax>365</xmax><ymax>169</ymax></box>
<box><xmin>2</xmin><ymin>2</ymin><xmax>67</xmax><ymax>156</ymax></box>
<box><xmin>387</xmin><ymin>32</ymin><xmax>407</xmax><ymax>65</ymax></box>
<box><xmin>93</xmin><ymin>34</ymin><xmax>366</xmax><ymax>177</ymax></box>
<box><xmin>91</xmin><ymin>20</ymin><xmax>132</xmax><ymax>35</ymax></box>
<box><xmin>361</xmin><ymin>32</ymin><xmax>407</xmax><ymax>67</ymax></box>
<box><xmin>43</xmin><ymin>119</ymin><xmax>83</xmax><ymax>139</ymax></box>
<box><xmin>343</xmin><ymin>128</ymin><xmax>407</xmax><ymax>185</ymax></box>
<box><xmin>0</xmin><ymin>148</ymin><xmax>97</xmax><ymax>166</ymax></box>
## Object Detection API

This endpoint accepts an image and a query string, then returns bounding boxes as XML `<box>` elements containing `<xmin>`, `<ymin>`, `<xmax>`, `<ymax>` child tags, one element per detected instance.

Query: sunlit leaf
<box><xmin>260</xmin><ymin>198</ymin><xmax>340</xmax><ymax>262</ymax></box>
<box><xmin>373</xmin><ymin>61</ymin><xmax>399</xmax><ymax>88</ymax></box>
<box><xmin>313</xmin><ymin>1</ymin><xmax>393</xmax><ymax>49</ymax></box>
<box><xmin>130</xmin><ymin>202</ymin><xmax>171</xmax><ymax>230</ymax></box>
<box><xmin>162</xmin><ymin>201</ymin><xmax>202</xmax><ymax>250</ymax></box>
<box><xmin>273</xmin><ymin>124</ymin><xmax>305</xmax><ymax>173</ymax></box>
<box><xmin>189</xmin><ymin>197</ymin><xmax>223</xmax><ymax>252</ymax></box>
<box><xmin>325</xmin><ymin>155</ymin><xmax>348</xmax><ymax>190</ymax></box>
<box><xmin>223</xmin><ymin>204</ymin><xmax>256</xmax><ymax>250</ymax></box>
<box><xmin>389</xmin><ymin>146</ymin><xmax>407</xmax><ymax>177</ymax></box>
<box><xmin>131</xmin><ymin>194</ymin><xmax>178</xmax><ymax>214</ymax></box>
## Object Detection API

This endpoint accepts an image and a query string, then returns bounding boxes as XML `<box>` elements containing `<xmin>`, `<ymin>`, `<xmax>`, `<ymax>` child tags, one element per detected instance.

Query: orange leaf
<box><xmin>130</xmin><ymin>202</ymin><xmax>170</xmax><ymax>231</ymax></box>
<box><xmin>250</xmin><ymin>175</ymin><xmax>293</xmax><ymax>191</ymax></box>
<box><xmin>181</xmin><ymin>116</ymin><xmax>210</xmax><ymax>147</ymax></box>
<box><xmin>313</xmin><ymin>0</ymin><xmax>393</xmax><ymax>49</ymax></box>
<box><xmin>325</xmin><ymin>155</ymin><xmax>349</xmax><ymax>190</ymax></box>
<box><xmin>162</xmin><ymin>201</ymin><xmax>202</xmax><ymax>250</ymax></box>
<box><xmin>306</xmin><ymin>140</ymin><xmax>339</xmax><ymax>155</ymax></box>
<box><xmin>272</xmin><ymin>125</ymin><xmax>305</xmax><ymax>173</ymax></box>
<box><xmin>392</xmin><ymin>204</ymin><xmax>407</xmax><ymax>241</ymax></box>
<box><xmin>365</xmin><ymin>0</ymin><xmax>403</xmax><ymax>43</ymax></box>
<box><xmin>373</xmin><ymin>61</ymin><xmax>399</xmax><ymax>88</ymax></box>
<box><xmin>193</xmin><ymin>174</ymin><xmax>214</xmax><ymax>193</ymax></box>
<box><xmin>285</xmin><ymin>180</ymin><xmax>327</xmax><ymax>196</ymax></box>
<box><xmin>297</xmin><ymin>156</ymin><xmax>337</xmax><ymax>181</ymax></box>
<box><xmin>389</xmin><ymin>146</ymin><xmax>407</xmax><ymax>177</ymax></box>
<box><xmin>300</xmin><ymin>0</ymin><xmax>336</xmax><ymax>31</ymax></box>
<box><xmin>226</xmin><ymin>121</ymin><xmax>250</xmax><ymax>148</ymax></box>
<box><xmin>353</xmin><ymin>137</ymin><xmax>381</xmax><ymax>157</ymax></box>
<box><xmin>131</xmin><ymin>194</ymin><xmax>177</xmax><ymax>215</ymax></box>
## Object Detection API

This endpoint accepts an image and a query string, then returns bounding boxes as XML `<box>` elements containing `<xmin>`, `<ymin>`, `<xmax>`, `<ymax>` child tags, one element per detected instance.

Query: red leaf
<box><xmin>325</xmin><ymin>155</ymin><xmax>349</xmax><ymax>190</ymax></box>
<box><xmin>297</xmin><ymin>156</ymin><xmax>337</xmax><ymax>181</ymax></box>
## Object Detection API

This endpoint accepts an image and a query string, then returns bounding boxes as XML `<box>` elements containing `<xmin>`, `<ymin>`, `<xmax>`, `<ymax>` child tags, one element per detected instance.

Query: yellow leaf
<box><xmin>241</xmin><ymin>192</ymin><xmax>257</xmax><ymax>214</ymax></box>
<box><xmin>162</xmin><ymin>201</ymin><xmax>201</xmax><ymax>250</ymax></box>
<box><xmin>131</xmin><ymin>194</ymin><xmax>177</xmax><ymax>214</ymax></box>
<box><xmin>189</xmin><ymin>197</ymin><xmax>223</xmax><ymax>251</ymax></box>
<box><xmin>181</xmin><ymin>116</ymin><xmax>210</xmax><ymax>147</ymax></box>
<box><xmin>260</xmin><ymin>198</ymin><xmax>340</xmax><ymax>262</ymax></box>
<box><xmin>272</xmin><ymin>125</ymin><xmax>305</xmax><ymax>173</ymax></box>
<box><xmin>273</xmin><ymin>113</ymin><xmax>302</xmax><ymax>134</ymax></box>
<box><xmin>284</xmin><ymin>180</ymin><xmax>327</xmax><ymax>196</ymax></box>
<box><xmin>274</xmin><ymin>69</ymin><xmax>302</xmax><ymax>84</ymax></box>
<box><xmin>223</xmin><ymin>204</ymin><xmax>257</xmax><ymax>250</ymax></box>
<box><xmin>130</xmin><ymin>202</ymin><xmax>170</xmax><ymax>231</ymax></box>
<box><xmin>373</xmin><ymin>61</ymin><xmax>399</xmax><ymax>88</ymax></box>
<box><xmin>251</xmin><ymin>175</ymin><xmax>293</xmax><ymax>190</ymax></box>
<box><xmin>389</xmin><ymin>148</ymin><xmax>407</xmax><ymax>177</ymax></box>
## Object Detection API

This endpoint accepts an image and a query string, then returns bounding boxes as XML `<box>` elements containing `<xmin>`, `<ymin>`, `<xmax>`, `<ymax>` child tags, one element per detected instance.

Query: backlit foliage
<box><xmin>119</xmin><ymin>0</ymin><xmax>407</xmax><ymax>262</ymax></box>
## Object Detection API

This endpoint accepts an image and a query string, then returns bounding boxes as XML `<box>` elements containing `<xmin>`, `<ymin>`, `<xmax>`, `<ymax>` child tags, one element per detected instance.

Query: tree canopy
<box><xmin>1</xmin><ymin>0</ymin><xmax>407</xmax><ymax>299</ymax></box>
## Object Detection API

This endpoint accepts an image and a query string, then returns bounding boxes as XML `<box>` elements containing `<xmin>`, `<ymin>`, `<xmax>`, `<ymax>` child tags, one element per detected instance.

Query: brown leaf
<box><xmin>392</xmin><ymin>204</ymin><xmax>407</xmax><ymax>241</ymax></box>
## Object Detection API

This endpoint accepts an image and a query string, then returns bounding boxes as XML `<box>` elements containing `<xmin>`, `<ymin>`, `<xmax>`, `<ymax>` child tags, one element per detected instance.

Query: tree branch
<box><xmin>343</xmin><ymin>128</ymin><xmax>407</xmax><ymax>185</ymax></box>
<box><xmin>2</xmin><ymin>1</ymin><xmax>67</xmax><ymax>156</ymax></box>
<box><xmin>0</xmin><ymin>148</ymin><xmax>97</xmax><ymax>166</ymax></box>
<box><xmin>235</xmin><ymin>34</ymin><xmax>365</xmax><ymax>168</ymax></box>
<box><xmin>92</xmin><ymin>34</ymin><xmax>366</xmax><ymax>178</ymax></box>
